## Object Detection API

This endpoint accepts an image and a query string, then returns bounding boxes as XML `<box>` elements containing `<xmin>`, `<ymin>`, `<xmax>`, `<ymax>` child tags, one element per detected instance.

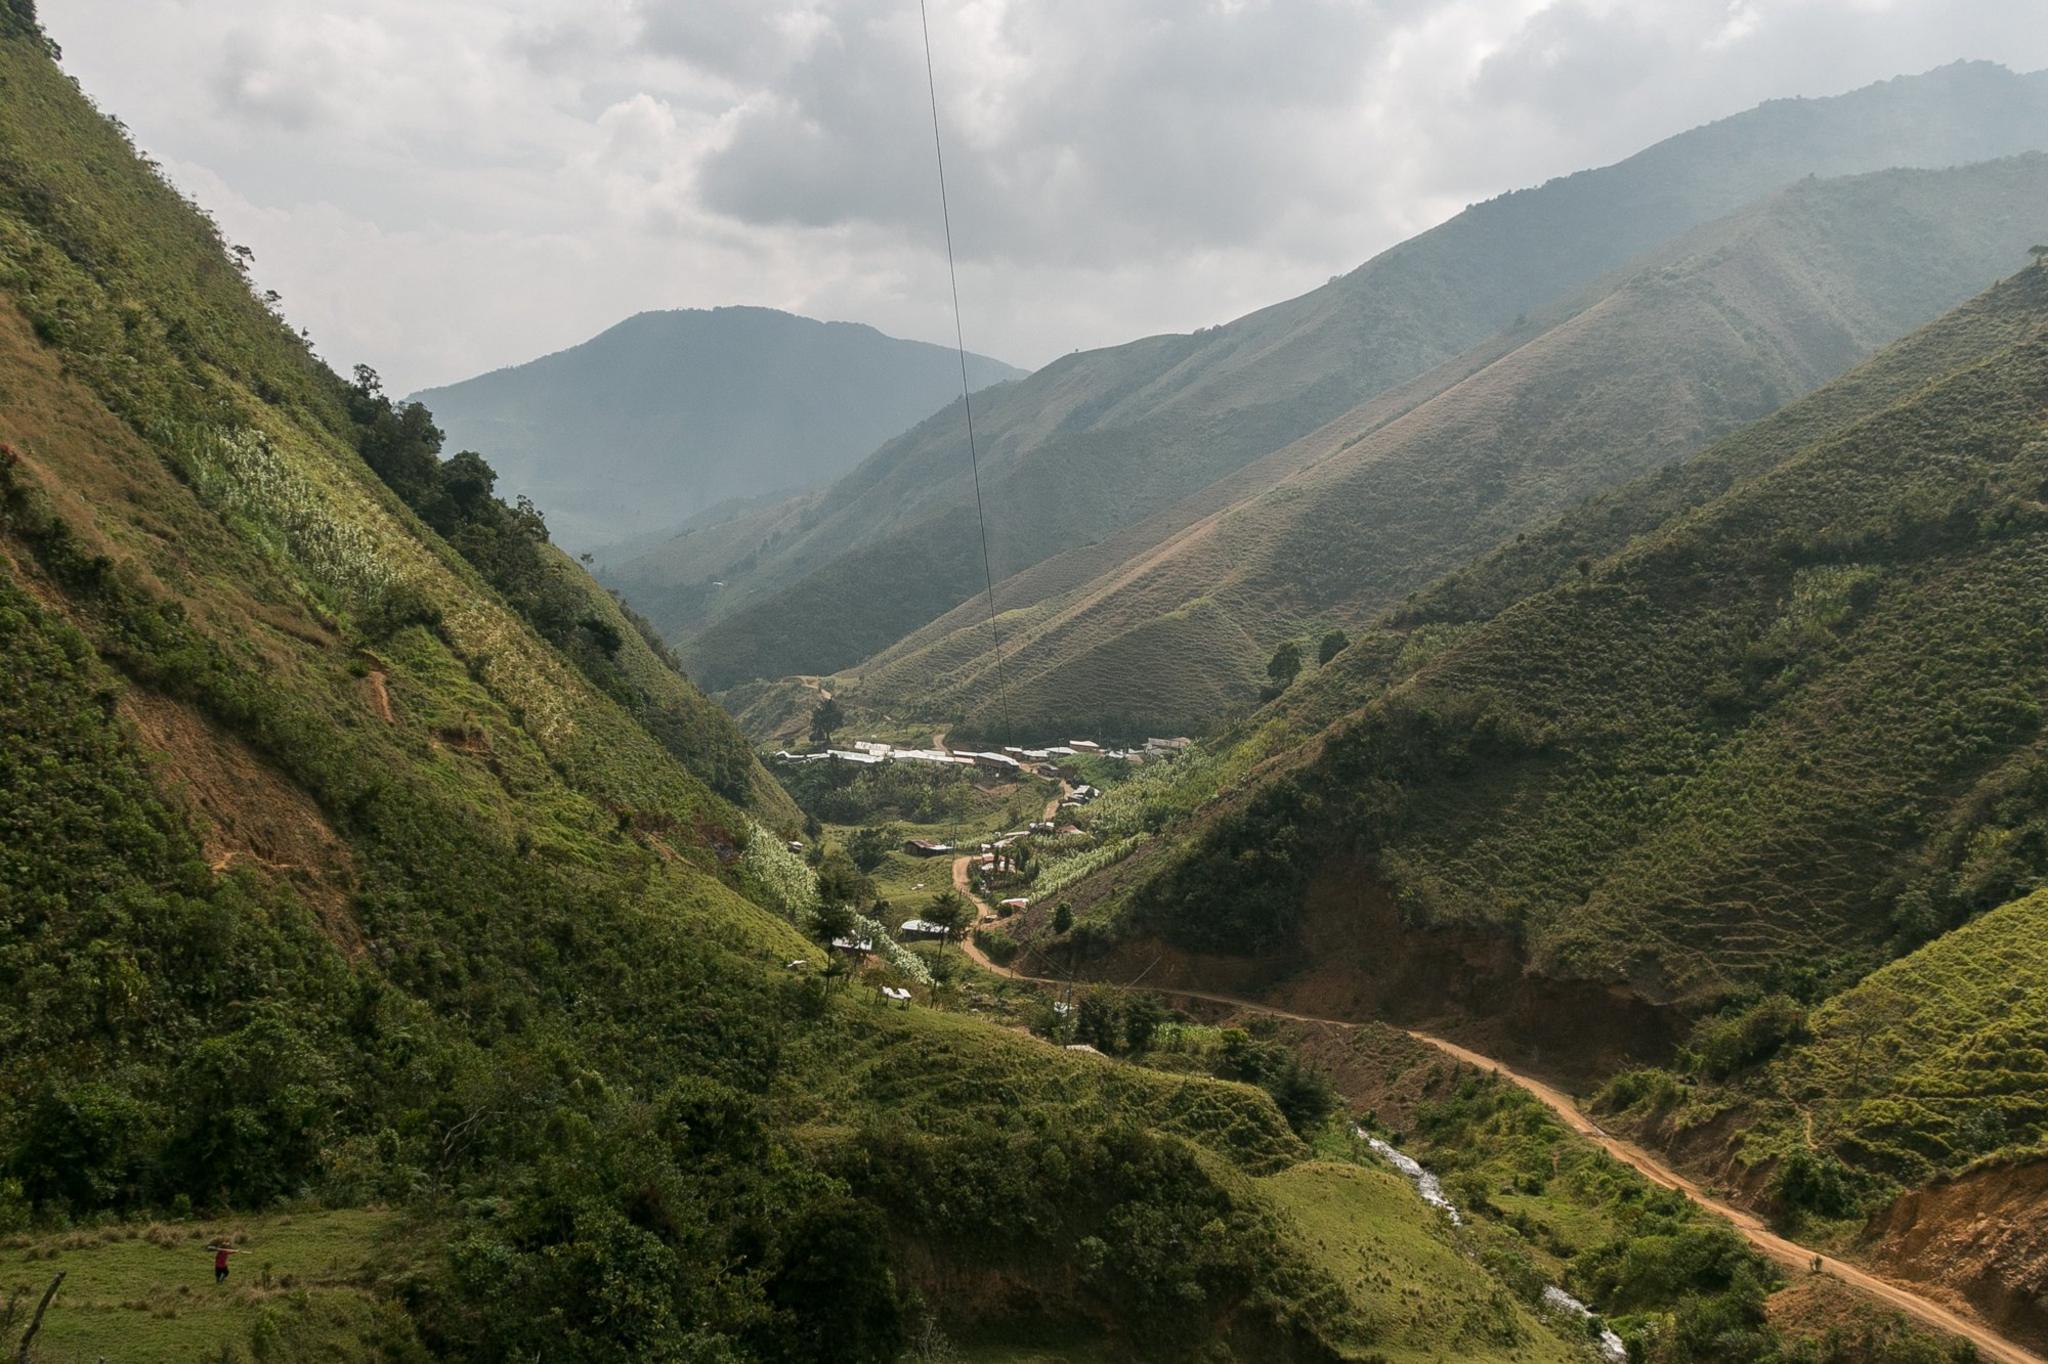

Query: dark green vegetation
<box><xmin>0</xmin><ymin>18</ymin><xmax>1621</xmax><ymax>1362</ymax></box>
<box><xmin>1094</xmin><ymin>260</ymin><xmax>2048</xmax><ymax>1008</ymax></box>
<box><xmin>777</xmin><ymin>755</ymin><xmax>1010</xmax><ymax>826</ymax></box>
<box><xmin>847</xmin><ymin>155</ymin><xmax>2048</xmax><ymax>739</ymax></box>
<box><xmin>646</xmin><ymin>60</ymin><xmax>2048</xmax><ymax>693</ymax></box>
<box><xmin>409</xmin><ymin>307</ymin><xmax>1021</xmax><ymax>552</ymax></box>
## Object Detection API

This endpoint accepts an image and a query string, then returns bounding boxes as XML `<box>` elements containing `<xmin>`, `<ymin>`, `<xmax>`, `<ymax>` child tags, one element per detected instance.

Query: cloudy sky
<box><xmin>39</xmin><ymin>0</ymin><xmax>2048</xmax><ymax>393</ymax></box>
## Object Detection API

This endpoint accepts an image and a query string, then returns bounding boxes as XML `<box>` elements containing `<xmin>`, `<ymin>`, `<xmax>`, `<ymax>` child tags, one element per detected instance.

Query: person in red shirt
<box><xmin>211</xmin><ymin>1243</ymin><xmax>237</xmax><ymax>1285</ymax></box>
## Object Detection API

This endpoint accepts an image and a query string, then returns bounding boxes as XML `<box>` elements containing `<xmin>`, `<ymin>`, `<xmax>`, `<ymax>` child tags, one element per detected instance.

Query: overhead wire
<box><xmin>917</xmin><ymin>0</ymin><xmax>1011</xmax><ymax>734</ymax></box>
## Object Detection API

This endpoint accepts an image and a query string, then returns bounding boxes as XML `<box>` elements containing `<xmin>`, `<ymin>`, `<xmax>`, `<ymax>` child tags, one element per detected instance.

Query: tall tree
<box><xmin>809</xmin><ymin>695</ymin><xmax>845</xmax><ymax>748</ymax></box>
<box><xmin>1267</xmin><ymin>640</ymin><xmax>1303</xmax><ymax>690</ymax></box>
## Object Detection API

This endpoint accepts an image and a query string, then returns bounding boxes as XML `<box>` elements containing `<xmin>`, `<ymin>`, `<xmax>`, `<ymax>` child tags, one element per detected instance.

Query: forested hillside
<box><xmin>0</xmin><ymin>18</ymin><xmax>1601</xmax><ymax>1361</ymax></box>
<box><xmin>655</xmin><ymin>60</ymin><xmax>2048</xmax><ymax>690</ymax></box>
<box><xmin>410</xmin><ymin>307</ymin><xmax>1022</xmax><ymax>553</ymax></box>
<box><xmin>842</xmin><ymin>156</ymin><xmax>2048</xmax><ymax>737</ymax></box>
<box><xmin>1069</xmin><ymin>263</ymin><xmax>2048</xmax><ymax>1031</ymax></box>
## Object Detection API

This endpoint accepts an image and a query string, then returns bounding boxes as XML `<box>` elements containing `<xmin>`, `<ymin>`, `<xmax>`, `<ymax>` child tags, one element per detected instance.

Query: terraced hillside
<box><xmin>1598</xmin><ymin>887</ymin><xmax>2048</xmax><ymax>1351</ymax></box>
<box><xmin>0</xmin><ymin>17</ymin><xmax>1612</xmax><ymax>1361</ymax></box>
<box><xmin>655</xmin><ymin>60</ymin><xmax>2048</xmax><ymax>689</ymax></box>
<box><xmin>844</xmin><ymin>156</ymin><xmax>2048</xmax><ymax>738</ymax></box>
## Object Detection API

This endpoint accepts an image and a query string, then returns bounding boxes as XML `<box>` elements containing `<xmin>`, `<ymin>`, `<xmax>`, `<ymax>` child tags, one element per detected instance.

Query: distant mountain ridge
<box><xmin>409</xmin><ymin>305</ymin><xmax>1023</xmax><ymax>551</ymax></box>
<box><xmin>843</xmin><ymin>154</ymin><xmax>2048</xmax><ymax>737</ymax></box>
<box><xmin>652</xmin><ymin>59</ymin><xmax>2048</xmax><ymax>691</ymax></box>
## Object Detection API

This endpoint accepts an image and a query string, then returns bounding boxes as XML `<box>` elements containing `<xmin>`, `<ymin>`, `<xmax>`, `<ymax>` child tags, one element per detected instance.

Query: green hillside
<box><xmin>656</xmin><ymin>60</ymin><xmax>2048</xmax><ymax>690</ymax></box>
<box><xmin>411</xmin><ymin>307</ymin><xmax>1022</xmax><ymax>553</ymax></box>
<box><xmin>0</xmin><ymin>18</ymin><xmax>1603</xmax><ymax>1361</ymax></box>
<box><xmin>980</xmin><ymin>270</ymin><xmax>2048</xmax><ymax>1348</ymax></box>
<box><xmin>1594</xmin><ymin>887</ymin><xmax>2048</xmax><ymax>1349</ymax></box>
<box><xmin>1052</xmin><ymin>262</ymin><xmax>2048</xmax><ymax>1030</ymax></box>
<box><xmin>1605</xmin><ymin>886</ymin><xmax>2048</xmax><ymax>1197</ymax></box>
<box><xmin>841</xmin><ymin>156</ymin><xmax>2048</xmax><ymax>739</ymax></box>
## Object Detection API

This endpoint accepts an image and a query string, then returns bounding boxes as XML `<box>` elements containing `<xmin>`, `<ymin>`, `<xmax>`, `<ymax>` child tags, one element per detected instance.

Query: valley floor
<box><xmin>949</xmin><ymin>859</ymin><xmax>2045</xmax><ymax>1364</ymax></box>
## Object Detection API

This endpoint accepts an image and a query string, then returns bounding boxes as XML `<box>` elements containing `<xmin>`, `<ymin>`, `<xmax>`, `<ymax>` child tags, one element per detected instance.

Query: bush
<box><xmin>1770</xmin><ymin>1149</ymin><xmax>1862</xmax><ymax>1220</ymax></box>
<box><xmin>1685</xmin><ymin>996</ymin><xmax>1809</xmax><ymax>1079</ymax></box>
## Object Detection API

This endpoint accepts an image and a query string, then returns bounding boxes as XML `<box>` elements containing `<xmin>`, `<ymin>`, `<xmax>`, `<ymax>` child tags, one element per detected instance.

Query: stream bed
<box><xmin>1358</xmin><ymin>1127</ymin><xmax>1627</xmax><ymax>1362</ymax></box>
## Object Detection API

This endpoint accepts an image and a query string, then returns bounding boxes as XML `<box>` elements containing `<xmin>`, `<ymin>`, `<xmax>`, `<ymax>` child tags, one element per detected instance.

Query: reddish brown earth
<box><xmin>122</xmin><ymin>691</ymin><xmax>362</xmax><ymax>955</ymax></box>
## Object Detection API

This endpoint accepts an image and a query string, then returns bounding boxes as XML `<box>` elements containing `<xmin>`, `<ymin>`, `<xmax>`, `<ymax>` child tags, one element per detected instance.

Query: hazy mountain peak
<box><xmin>410</xmin><ymin>307</ymin><xmax>1024</xmax><ymax>551</ymax></box>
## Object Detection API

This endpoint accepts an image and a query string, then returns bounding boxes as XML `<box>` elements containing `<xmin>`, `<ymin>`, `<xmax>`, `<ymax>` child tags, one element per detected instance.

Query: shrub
<box><xmin>1770</xmin><ymin>1149</ymin><xmax>1862</xmax><ymax>1220</ymax></box>
<box><xmin>1685</xmin><ymin>996</ymin><xmax>1809</xmax><ymax>1079</ymax></box>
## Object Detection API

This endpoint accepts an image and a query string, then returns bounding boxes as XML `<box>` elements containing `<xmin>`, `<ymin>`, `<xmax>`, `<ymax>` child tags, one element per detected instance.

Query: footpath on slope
<box><xmin>947</xmin><ymin>856</ymin><xmax>2043</xmax><ymax>1364</ymax></box>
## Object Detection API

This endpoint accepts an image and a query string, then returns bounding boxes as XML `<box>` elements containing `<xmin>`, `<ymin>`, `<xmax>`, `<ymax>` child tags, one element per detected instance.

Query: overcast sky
<box><xmin>39</xmin><ymin>0</ymin><xmax>2048</xmax><ymax>393</ymax></box>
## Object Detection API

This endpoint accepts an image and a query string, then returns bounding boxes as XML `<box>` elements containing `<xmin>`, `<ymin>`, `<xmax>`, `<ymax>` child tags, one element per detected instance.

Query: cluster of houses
<box><xmin>773</xmin><ymin>741</ymin><xmax>1023</xmax><ymax>773</ymax></box>
<box><xmin>774</xmin><ymin>734</ymin><xmax>1192</xmax><ymax>777</ymax></box>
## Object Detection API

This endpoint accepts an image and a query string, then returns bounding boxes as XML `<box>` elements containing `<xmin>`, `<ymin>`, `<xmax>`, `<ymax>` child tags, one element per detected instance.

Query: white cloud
<box><xmin>36</xmin><ymin>0</ymin><xmax>2048</xmax><ymax>392</ymax></box>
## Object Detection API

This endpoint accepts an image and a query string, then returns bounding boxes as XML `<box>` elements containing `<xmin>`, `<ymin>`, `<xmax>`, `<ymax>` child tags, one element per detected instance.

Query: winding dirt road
<box><xmin>948</xmin><ymin>856</ymin><xmax>2041</xmax><ymax>1364</ymax></box>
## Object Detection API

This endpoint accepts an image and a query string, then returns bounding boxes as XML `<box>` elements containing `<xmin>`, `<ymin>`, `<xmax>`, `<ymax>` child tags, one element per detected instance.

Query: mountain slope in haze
<box><xmin>409</xmin><ymin>306</ymin><xmax>1023</xmax><ymax>552</ymax></box>
<box><xmin>0</xmin><ymin>20</ymin><xmax>1577</xmax><ymax>1362</ymax></box>
<box><xmin>844</xmin><ymin>155</ymin><xmax>2048</xmax><ymax>738</ymax></box>
<box><xmin>1072</xmin><ymin>266</ymin><xmax>2048</xmax><ymax>1026</ymax></box>
<box><xmin>659</xmin><ymin>59</ymin><xmax>2048</xmax><ymax>689</ymax></box>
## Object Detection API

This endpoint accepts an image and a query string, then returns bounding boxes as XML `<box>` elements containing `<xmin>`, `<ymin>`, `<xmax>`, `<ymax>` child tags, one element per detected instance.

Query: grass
<box><xmin>1603</xmin><ymin>887</ymin><xmax>2048</xmax><ymax>1215</ymax></box>
<box><xmin>2</xmin><ymin>1210</ymin><xmax>411</xmax><ymax>1362</ymax></box>
<box><xmin>0</xmin><ymin>31</ymin><xmax>1549</xmax><ymax>1356</ymax></box>
<box><xmin>1258</xmin><ymin>1160</ymin><xmax>1584</xmax><ymax>1364</ymax></box>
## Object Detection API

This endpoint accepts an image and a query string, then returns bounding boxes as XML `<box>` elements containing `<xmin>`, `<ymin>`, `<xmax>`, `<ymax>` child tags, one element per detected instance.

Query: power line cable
<box><xmin>917</xmin><ymin>0</ymin><xmax>1010</xmax><ymax>734</ymax></box>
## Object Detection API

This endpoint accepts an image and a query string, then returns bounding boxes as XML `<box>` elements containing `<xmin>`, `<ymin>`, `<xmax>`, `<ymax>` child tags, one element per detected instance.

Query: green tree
<box><xmin>1053</xmin><ymin>901</ymin><xmax>1074</xmax><ymax>934</ymax></box>
<box><xmin>847</xmin><ymin>825</ymin><xmax>890</xmax><ymax>872</ymax></box>
<box><xmin>924</xmin><ymin>888</ymin><xmax>969</xmax><ymax>943</ymax></box>
<box><xmin>1316</xmin><ymin>629</ymin><xmax>1349</xmax><ymax>665</ymax></box>
<box><xmin>810</xmin><ymin>695</ymin><xmax>845</xmax><ymax>747</ymax></box>
<box><xmin>1075</xmin><ymin>988</ymin><xmax>1125</xmax><ymax>1053</ymax></box>
<box><xmin>816</xmin><ymin>852</ymin><xmax>872</xmax><ymax>912</ymax></box>
<box><xmin>1266</xmin><ymin>640</ymin><xmax>1303</xmax><ymax>690</ymax></box>
<box><xmin>813</xmin><ymin>898</ymin><xmax>857</xmax><ymax>951</ymax></box>
<box><xmin>1123</xmin><ymin>993</ymin><xmax>1169</xmax><ymax>1052</ymax></box>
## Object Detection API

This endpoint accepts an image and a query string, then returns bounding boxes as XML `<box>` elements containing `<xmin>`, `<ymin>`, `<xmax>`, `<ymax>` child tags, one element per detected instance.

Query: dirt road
<box><xmin>948</xmin><ymin>857</ymin><xmax>2041</xmax><ymax>1364</ymax></box>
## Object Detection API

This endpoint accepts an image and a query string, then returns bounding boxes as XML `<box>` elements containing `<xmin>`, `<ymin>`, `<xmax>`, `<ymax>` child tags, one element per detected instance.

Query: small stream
<box><xmin>1357</xmin><ymin>1127</ymin><xmax>1627</xmax><ymax>1363</ymax></box>
<box><xmin>1361</xmin><ymin>1134</ymin><xmax>1461</xmax><ymax>1224</ymax></box>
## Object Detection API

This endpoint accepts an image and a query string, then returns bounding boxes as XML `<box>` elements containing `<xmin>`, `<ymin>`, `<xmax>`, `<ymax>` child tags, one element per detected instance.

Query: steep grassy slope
<box><xmin>1614</xmin><ymin>886</ymin><xmax>2048</xmax><ymax>1194</ymax></box>
<box><xmin>1595</xmin><ymin>888</ymin><xmax>2048</xmax><ymax>1349</ymax></box>
<box><xmin>0</xmin><ymin>20</ymin><xmax>1562</xmax><ymax>1362</ymax></box>
<box><xmin>1060</xmin><ymin>267</ymin><xmax>2048</xmax><ymax>1036</ymax></box>
<box><xmin>411</xmin><ymin>306</ymin><xmax>1022</xmax><ymax>552</ymax></box>
<box><xmin>661</xmin><ymin>60</ymin><xmax>2048</xmax><ymax>688</ymax></box>
<box><xmin>844</xmin><ymin>157</ymin><xmax>2048</xmax><ymax>738</ymax></box>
